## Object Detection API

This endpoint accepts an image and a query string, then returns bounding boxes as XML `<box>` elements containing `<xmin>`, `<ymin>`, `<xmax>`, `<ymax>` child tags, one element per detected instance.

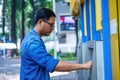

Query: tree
<box><xmin>21</xmin><ymin>0</ymin><xmax>25</xmax><ymax>42</ymax></box>
<box><xmin>28</xmin><ymin>0</ymin><xmax>53</xmax><ymax>27</ymax></box>
<box><xmin>11</xmin><ymin>0</ymin><xmax>19</xmax><ymax>57</ymax></box>
<box><xmin>2</xmin><ymin>0</ymin><xmax>5</xmax><ymax>36</ymax></box>
<box><xmin>3</xmin><ymin>0</ymin><xmax>53</xmax><ymax>58</ymax></box>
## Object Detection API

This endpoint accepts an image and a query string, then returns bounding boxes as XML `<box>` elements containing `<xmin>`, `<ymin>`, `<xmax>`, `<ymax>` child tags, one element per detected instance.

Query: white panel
<box><xmin>96</xmin><ymin>41</ymin><xmax>104</xmax><ymax>80</ymax></box>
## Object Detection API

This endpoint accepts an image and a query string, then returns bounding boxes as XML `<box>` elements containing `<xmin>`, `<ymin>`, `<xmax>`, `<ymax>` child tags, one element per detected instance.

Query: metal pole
<box><xmin>52</xmin><ymin>0</ymin><xmax>57</xmax><ymax>59</ymax></box>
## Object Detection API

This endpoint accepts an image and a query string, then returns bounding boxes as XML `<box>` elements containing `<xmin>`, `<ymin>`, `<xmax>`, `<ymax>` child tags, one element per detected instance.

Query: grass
<box><xmin>61</xmin><ymin>56</ymin><xmax>76</xmax><ymax>61</ymax></box>
<box><xmin>48</xmin><ymin>49</ymin><xmax>76</xmax><ymax>61</ymax></box>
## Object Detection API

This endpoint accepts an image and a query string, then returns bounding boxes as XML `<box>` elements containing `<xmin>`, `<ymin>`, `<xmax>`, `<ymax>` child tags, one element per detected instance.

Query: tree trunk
<box><xmin>29</xmin><ymin>0</ymin><xmax>35</xmax><ymax>26</ymax></box>
<box><xmin>2</xmin><ymin>0</ymin><xmax>5</xmax><ymax>36</ymax></box>
<box><xmin>21</xmin><ymin>0</ymin><xmax>25</xmax><ymax>42</ymax></box>
<box><xmin>11</xmin><ymin>0</ymin><xmax>18</xmax><ymax>58</ymax></box>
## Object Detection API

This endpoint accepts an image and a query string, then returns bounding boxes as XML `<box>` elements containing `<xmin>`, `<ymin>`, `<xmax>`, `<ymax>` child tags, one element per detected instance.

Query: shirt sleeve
<box><xmin>28</xmin><ymin>39</ymin><xmax>59</xmax><ymax>72</ymax></box>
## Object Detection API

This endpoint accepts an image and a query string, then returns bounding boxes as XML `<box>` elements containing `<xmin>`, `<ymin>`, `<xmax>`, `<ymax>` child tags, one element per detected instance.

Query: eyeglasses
<box><xmin>42</xmin><ymin>19</ymin><xmax>55</xmax><ymax>28</ymax></box>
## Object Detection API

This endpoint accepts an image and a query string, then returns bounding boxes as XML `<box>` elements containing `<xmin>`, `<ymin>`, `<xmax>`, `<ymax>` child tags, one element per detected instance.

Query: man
<box><xmin>20</xmin><ymin>8</ymin><xmax>92</xmax><ymax>80</ymax></box>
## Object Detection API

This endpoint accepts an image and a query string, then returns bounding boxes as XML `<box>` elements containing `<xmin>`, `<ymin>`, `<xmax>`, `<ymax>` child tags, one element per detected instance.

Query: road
<box><xmin>0</xmin><ymin>57</ymin><xmax>77</xmax><ymax>80</ymax></box>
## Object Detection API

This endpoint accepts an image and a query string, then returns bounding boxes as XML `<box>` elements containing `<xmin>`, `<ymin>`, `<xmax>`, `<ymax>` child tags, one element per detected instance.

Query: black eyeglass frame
<box><xmin>42</xmin><ymin>19</ymin><xmax>55</xmax><ymax>28</ymax></box>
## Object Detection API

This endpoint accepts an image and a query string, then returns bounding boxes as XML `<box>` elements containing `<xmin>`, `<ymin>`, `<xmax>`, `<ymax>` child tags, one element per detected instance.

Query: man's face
<box><xmin>40</xmin><ymin>16</ymin><xmax>55</xmax><ymax>36</ymax></box>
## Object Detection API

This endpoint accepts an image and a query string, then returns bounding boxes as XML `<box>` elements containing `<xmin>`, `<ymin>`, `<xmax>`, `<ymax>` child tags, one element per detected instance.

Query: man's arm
<box><xmin>54</xmin><ymin>61</ymin><xmax>92</xmax><ymax>72</ymax></box>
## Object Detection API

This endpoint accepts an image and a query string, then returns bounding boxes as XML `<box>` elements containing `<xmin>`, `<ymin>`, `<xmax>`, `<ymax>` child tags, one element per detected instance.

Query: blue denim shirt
<box><xmin>20</xmin><ymin>29</ymin><xmax>59</xmax><ymax>80</ymax></box>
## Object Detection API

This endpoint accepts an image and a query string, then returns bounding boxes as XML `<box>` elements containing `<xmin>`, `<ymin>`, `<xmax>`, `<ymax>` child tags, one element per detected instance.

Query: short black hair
<box><xmin>34</xmin><ymin>8</ymin><xmax>56</xmax><ymax>24</ymax></box>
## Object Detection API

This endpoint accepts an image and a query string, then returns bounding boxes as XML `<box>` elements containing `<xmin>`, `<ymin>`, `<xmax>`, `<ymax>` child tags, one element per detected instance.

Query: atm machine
<box><xmin>77</xmin><ymin>41</ymin><xmax>104</xmax><ymax>80</ymax></box>
<box><xmin>71</xmin><ymin>0</ymin><xmax>120</xmax><ymax>79</ymax></box>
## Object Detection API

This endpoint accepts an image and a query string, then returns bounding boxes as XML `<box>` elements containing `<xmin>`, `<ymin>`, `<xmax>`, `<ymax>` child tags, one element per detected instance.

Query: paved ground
<box><xmin>0</xmin><ymin>56</ymin><xmax>77</xmax><ymax>80</ymax></box>
<box><xmin>50</xmin><ymin>71</ymin><xmax>77</xmax><ymax>80</ymax></box>
<box><xmin>0</xmin><ymin>56</ymin><xmax>20</xmax><ymax>80</ymax></box>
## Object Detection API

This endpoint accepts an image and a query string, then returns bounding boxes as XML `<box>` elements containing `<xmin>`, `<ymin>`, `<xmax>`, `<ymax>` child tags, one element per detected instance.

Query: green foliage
<box><xmin>0</xmin><ymin>34</ymin><xmax>2</xmax><ymax>37</ymax></box>
<box><xmin>61</xmin><ymin>56</ymin><xmax>76</xmax><ymax>61</ymax></box>
<box><xmin>49</xmin><ymin>48</ymin><xmax>54</xmax><ymax>56</ymax></box>
<box><xmin>5</xmin><ymin>0</ymin><xmax>11</xmax><ymax>25</ymax></box>
<box><xmin>5</xmin><ymin>33</ymin><xmax>9</xmax><ymax>40</ymax></box>
<box><xmin>4</xmin><ymin>0</ymin><xmax>53</xmax><ymax>42</ymax></box>
<box><xmin>60</xmin><ymin>52</ymin><xmax>76</xmax><ymax>61</ymax></box>
<box><xmin>48</xmin><ymin>48</ymin><xmax>76</xmax><ymax>60</ymax></box>
<box><xmin>0</xmin><ymin>33</ymin><xmax>10</xmax><ymax>41</ymax></box>
<box><xmin>61</xmin><ymin>52</ymin><xmax>75</xmax><ymax>57</ymax></box>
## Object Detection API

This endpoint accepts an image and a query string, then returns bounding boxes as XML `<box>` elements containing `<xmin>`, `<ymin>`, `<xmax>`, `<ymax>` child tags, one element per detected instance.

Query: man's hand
<box><xmin>82</xmin><ymin>61</ymin><xmax>92</xmax><ymax>69</ymax></box>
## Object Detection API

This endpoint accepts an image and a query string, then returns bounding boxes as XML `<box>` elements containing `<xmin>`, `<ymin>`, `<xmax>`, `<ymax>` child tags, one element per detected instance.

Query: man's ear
<box><xmin>37</xmin><ymin>19</ymin><xmax>43</xmax><ymax>25</ymax></box>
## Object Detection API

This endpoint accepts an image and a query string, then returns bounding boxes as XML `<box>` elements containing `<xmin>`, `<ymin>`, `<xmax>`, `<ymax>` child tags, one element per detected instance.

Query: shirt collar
<box><xmin>30</xmin><ymin>29</ymin><xmax>41</xmax><ymax>39</ymax></box>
